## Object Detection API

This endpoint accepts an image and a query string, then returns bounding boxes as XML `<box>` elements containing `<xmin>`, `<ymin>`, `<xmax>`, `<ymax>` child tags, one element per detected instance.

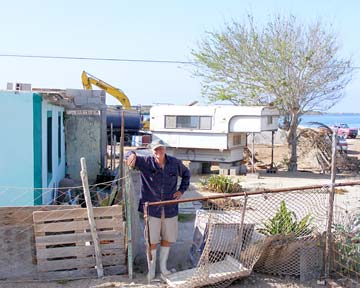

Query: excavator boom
<box><xmin>81</xmin><ymin>71</ymin><xmax>131</xmax><ymax>109</ymax></box>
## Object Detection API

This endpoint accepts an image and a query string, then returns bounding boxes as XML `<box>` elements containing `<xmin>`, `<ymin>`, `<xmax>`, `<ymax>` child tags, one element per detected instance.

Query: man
<box><xmin>126</xmin><ymin>139</ymin><xmax>190</xmax><ymax>281</ymax></box>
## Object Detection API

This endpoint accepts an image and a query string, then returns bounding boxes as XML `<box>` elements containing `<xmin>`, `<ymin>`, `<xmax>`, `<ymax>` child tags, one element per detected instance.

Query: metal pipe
<box><xmin>146</xmin><ymin>181</ymin><xmax>360</xmax><ymax>207</ymax></box>
<box><xmin>325</xmin><ymin>130</ymin><xmax>337</xmax><ymax>279</ymax></box>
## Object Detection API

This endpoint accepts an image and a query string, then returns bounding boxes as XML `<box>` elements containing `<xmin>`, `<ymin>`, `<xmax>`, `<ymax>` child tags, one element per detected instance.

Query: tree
<box><xmin>192</xmin><ymin>15</ymin><xmax>353</xmax><ymax>171</ymax></box>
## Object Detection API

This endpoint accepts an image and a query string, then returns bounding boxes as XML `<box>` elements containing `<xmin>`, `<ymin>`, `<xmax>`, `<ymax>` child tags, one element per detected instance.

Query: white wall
<box><xmin>41</xmin><ymin>102</ymin><xmax>65</xmax><ymax>204</ymax></box>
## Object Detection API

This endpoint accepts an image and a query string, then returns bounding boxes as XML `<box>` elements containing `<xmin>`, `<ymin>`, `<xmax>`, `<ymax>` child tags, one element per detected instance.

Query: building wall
<box><xmin>0</xmin><ymin>91</ymin><xmax>35</xmax><ymax>206</ymax></box>
<box><xmin>64</xmin><ymin>89</ymin><xmax>106</xmax><ymax>182</ymax></box>
<box><xmin>41</xmin><ymin>102</ymin><xmax>65</xmax><ymax>204</ymax></box>
<box><xmin>65</xmin><ymin>113</ymin><xmax>102</xmax><ymax>182</ymax></box>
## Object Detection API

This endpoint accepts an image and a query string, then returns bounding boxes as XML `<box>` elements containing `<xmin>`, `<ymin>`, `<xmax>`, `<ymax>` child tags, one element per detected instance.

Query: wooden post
<box><xmin>251</xmin><ymin>132</ymin><xmax>255</xmax><ymax>173</ymax></box>
<box><xmin>124</xmin><ymin>165</ymin><xmax>133</xmax><ymax>279</ymax></box>
<box><xmin>144</xmin><ymin>202</ymin><xmax>152</xmax><ymax>276</ymax></box>
<box><xmin>113</xmin><ymin>134</ymin><xmax>116</xmax><ymax>172</ymax></box>
<box><xmin>238</xmin><ymin>195</ymin><xmax>248</xmax><ymax>251</ymax></box>
<box><xmin>325</xmin><ymin>130</ymin><xmax>337</xmax><ymax>279</ymax></box>
<box><xmin>80</xmin><ymin>157</ymin><xmax>104</xmax><ymax>278</ymax></box>
<box><xmin>110</xmin><ymin>123</ymin><xmax>114</xmax><ymax>171</ymax></box>
<box><xmin>271</xmin><ymin>130</ymin><xmax>275</xmax><ymax>169</ymax></box>
<box><xmin>116</xmin><ymin>110</ymin><xmax>125</xmax><ymax>203</ymax></box>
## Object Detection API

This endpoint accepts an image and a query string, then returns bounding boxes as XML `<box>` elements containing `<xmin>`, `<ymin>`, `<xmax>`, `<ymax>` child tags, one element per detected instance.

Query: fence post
<box><xmin>325</xmin><ymin>130</ymin><xmax>337</xmax><ymax>279</ymax></box>
<box><xmin>80</xmin><ymin>157</ymin><xmax>104</xmax><ymax>278</ymax></box>
<box><xmin>124</xmin><ymin>165</ymin><xmax>133</xmax><ymax>279</ymax></box>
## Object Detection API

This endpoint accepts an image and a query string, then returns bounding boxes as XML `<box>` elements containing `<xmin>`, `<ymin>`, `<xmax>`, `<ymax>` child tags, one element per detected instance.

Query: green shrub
<box><xmin>258</xmin><ymin>200</ymin><xmax>313</xmax><ymax>237</ymax></box>
<box><xmin>333</xmin><ymin>212</ymin><xmax>360</xmax><ymax>273</ymax></box>
<box><xmin>200</xmin><ymin>175</ymin><xmax>242</xmax><ymax>194</ymax></box>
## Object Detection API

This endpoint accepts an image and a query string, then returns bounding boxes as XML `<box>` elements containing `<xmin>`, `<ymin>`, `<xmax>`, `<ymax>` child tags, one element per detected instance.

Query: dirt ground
<box><xmin>0</xmin><ymin>273</ymin><xmax>325</xmax><ymax>288</ymax></box>
<box><xmin>2</xmin><ymin>138</ymin><xmax>360</xmax><ymax>288</ymax></box>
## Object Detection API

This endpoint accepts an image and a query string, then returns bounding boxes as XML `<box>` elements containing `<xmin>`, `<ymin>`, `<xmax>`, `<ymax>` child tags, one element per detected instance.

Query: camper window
<box><xmin>267</xmin><ymin>116</ymin><xmax>273</xmax><ymax>124</ymax></box>
<box><xmin>165</xmin><ymin>115</ymin><xmax>212</xmax><ymax>130</ymax></box>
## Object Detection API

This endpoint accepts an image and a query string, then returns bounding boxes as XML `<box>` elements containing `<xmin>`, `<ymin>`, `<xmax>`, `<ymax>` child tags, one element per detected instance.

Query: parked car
<box><xmin>337</xmin><ymin>135</ymin><xmax>348</xmax><ymax>153</ymax></box>
<box><xmin>333</xmin><ymin>123</ymin><xmax>358</xmax><ymax>139</ymax></box>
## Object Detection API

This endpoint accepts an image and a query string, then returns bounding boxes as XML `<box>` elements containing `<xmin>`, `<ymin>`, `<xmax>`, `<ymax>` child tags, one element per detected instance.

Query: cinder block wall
<box><xmin>64</xmin><ymin>90</ymin><xmax>107</xmax><ymax>182</ymax></box>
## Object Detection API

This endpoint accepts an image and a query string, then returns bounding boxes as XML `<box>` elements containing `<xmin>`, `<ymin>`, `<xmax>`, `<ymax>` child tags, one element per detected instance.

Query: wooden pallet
<box><xmin>33</xmin><ymin>205</ymin><xmax>126</xmax><ymax>280</ymax></box>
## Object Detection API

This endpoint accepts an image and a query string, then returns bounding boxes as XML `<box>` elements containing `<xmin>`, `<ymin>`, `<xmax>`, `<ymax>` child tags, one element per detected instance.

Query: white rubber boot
<box><xmin>147</xmin><ymin>249</ymin><xmax>157</xmax><ymax>282</ymax></box>
<box><xmin>160</xmin><ymin>246</ymin><xmax>171</xmax><ymax>276</ymax></box>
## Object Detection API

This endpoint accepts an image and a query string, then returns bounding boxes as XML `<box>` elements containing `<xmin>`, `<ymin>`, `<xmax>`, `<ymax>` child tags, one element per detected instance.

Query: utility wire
<box><xmin>0</xmin><ymin>53</ymin><xmax>359</xmax><ymax>69</ymax></box>
<box><xmin>0</xmin><ymin>53</ymin><xmax>195</xmax><ymax>65</ymax></box>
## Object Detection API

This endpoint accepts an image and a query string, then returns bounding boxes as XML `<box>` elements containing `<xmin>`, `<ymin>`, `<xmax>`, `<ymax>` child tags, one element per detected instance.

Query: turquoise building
<box><xmin>0</xmin><ymin>91</ymin><xmax>65</xmax><ymax>206</ymax></box>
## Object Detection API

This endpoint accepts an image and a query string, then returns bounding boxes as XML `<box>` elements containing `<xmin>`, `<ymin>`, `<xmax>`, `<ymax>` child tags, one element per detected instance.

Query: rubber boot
<box><xmin>160</xmin><ymin>246</ymin><xmax>171</xmax><ymax>276</ymax></box>
<box><xmin>147</xmin><ymin>249</ymin><xmax>157</xmax><ymax>282</ymax></box>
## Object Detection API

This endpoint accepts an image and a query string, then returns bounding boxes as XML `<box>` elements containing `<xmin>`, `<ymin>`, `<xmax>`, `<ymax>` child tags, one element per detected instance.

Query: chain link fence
<box><xmin>142</xmin><ymin>183</ymin><xmax>360</xmax><ymax>288</ymax></box>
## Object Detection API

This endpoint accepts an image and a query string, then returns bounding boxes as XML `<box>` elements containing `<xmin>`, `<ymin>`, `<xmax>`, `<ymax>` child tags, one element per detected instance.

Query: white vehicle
<box><xmin>150</xmin><ymin>105</ymin><xmax>279</xmax><ymax>163</ymax></box>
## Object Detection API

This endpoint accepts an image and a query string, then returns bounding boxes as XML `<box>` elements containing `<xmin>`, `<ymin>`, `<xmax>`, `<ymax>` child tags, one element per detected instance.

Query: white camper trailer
<box><xmin>150</xmin><ymin>105</ymin><xmax>279</xmax><ymax>166</ymax></box>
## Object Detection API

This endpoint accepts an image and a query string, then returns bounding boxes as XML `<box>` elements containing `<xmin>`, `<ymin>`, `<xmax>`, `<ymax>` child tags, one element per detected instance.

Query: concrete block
<box><xmin>73</xmin><ymin>95</ymin><xmax>88</xmax><ymax>105</ymax></box>
<box><xmin>87</xmin><ymin>97</ymin><xmax>101</xmax><ymax>104</ymax></box>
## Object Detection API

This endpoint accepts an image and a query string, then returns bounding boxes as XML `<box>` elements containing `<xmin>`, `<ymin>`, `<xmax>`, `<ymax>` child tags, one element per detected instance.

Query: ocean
<box><xmin>299</xmin><ymin>113</ymin><xmax>360</xmax><ymax>129</ymax></box>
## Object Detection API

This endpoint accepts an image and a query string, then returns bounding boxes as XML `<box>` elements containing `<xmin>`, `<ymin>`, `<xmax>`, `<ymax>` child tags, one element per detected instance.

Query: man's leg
<box><xmin>160</xmin><ymin>240</ymin><xmax>171</xmax><ymax>276</ymax></box>
<box><xmin>148</xmin><ymin>244</ymin><xmax>157</xmax><ymax>281</ymax></box>
<box><xmin>147</xmin><ymin>216</ymin><xmax>161</xmax><ymax>281</ymax></box>
<box><xmin>160</xmin><ymin>216</ymin><xmax>178</xmax><ymax>276</ymax></box>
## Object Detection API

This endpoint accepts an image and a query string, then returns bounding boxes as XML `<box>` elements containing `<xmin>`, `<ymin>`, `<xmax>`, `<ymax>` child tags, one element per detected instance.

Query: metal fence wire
<box><xmin>332</xmin><ymin>206</ymin><xmax>360</xmax><ymax>287</ymax></box>
<box><xmin>142</xmin><ymin>183</ymin><xmax>360</xmax><ymax>288</ymax></box>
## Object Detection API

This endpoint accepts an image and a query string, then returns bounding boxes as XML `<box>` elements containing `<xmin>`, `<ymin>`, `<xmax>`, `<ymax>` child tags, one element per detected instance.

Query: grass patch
<box><xmin>199</xmin><ymin>175</ymin><xmax>242</xmax><ymax>193</ymax></box>
<box><xmin>178</xmin><ymin>213</ymin><xmax>196</xmax><ymax>222</ymax></box>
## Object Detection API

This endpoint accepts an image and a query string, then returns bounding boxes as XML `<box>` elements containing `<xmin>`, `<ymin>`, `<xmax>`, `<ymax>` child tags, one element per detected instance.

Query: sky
<box><xmin>0</xmin><ymin>0</ymin><xmax>359</xmax><ymax>112</ymax></box>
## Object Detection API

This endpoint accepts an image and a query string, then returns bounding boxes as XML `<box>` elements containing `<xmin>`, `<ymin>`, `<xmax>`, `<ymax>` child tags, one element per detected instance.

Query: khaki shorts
<box><xmin>147</xmin><ymin>212</ymin><xmax>178</xmax><ymax>244</ymax></box>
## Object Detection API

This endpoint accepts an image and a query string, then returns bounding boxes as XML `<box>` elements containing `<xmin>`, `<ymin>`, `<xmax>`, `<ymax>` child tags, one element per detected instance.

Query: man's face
<box><xmin>152</xmin><ymin>146</ymin><xmax>166</xmax><ymax>163</ymax></box>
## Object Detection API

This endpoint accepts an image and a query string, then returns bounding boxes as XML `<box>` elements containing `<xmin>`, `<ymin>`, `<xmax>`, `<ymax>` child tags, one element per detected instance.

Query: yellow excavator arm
<box><xmin>81</xmin><ymin>70</ymin><xmax>131</xmax><ymax>109</ymax></box>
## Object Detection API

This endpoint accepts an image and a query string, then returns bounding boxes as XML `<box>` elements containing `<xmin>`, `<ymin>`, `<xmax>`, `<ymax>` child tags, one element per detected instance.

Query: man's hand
<box><xmin>173</xmin><ymin>191</ymin><xmax>182</xmax><ymax>200</ymax></box>
<box><xmin>125</xmin><ymin>153</ymin><xmax>137</xmax><ymax>168</ymax></box>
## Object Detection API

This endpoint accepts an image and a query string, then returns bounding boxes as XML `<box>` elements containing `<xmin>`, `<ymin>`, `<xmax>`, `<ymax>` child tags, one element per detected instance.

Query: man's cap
<box><xmin>149</xmin><ymin>139</ymin><xmax>166</xmax><ymax>150</ymax></box>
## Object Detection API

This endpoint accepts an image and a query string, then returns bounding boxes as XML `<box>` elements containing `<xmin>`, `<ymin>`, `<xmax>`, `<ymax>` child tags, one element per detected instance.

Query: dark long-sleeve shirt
<box><xmin>132</xmin><ymin>153</ymin><xmax>190</xmax><ymax>218</ymax></box>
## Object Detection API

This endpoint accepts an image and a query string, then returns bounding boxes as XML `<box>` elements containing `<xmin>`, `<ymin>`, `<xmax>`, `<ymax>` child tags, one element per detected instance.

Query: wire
<box><xmin>0</xmin><ymin>53</ymin><xmax>195</xmax><ymax>65</ymax></box>
<box><xmin>0</xmin><ymin>53</ymin><xmax>359</xmax><ymax>69</ymax></box>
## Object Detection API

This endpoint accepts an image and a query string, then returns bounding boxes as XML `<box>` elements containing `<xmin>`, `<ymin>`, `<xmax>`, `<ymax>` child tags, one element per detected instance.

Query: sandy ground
<box><xmin>2</xmin><ymin>138</ymin><xmax>360</xmax><ymax>288</ymax></box>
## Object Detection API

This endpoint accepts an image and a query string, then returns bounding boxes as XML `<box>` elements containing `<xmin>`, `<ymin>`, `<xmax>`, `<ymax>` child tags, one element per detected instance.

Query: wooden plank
<box><xmin>35</xmin><ymin>231</ymin><xmax>124</xmax><ymax>245</ymax></box>
<box><xmin>38</xmin><ymin>255</ymin><xmax>125</xmax><ymax>272</ymax></box>
<box><xmin>33</xmin><ymin>205</ymin><xmax>122</xmax><ymax>223</ymax></box>
<box><xmin>37</xmin><ymin>254</ymin><xmax>126</xmax><ymax>272</ymax></box>
<box><xmin>34</xmin><ymin>218</ymin><xmax>123</xmax><ymax>233</ymax></box>
<box><xmin>38</xmin><ymin>257</ymin><xmax>97</xmax><ymax>272</ymax></box>
<box><xmin>35</xmin><ymin>232</ymin><xmax>92</xmax><ymax>245</ymax></box>
<box><xmin>0</xmin><ymin>205</ymin><xmax>79</xmax><ymax>226</ymax></box>
<box><xmin>93</xmin><ymin>205</ymin><xmax>122</xmax><ymax>218</ymax></box>
<box><xmin>38</xmin><ymin>254</ymin><xmax>125</xmax><ymax>271</ymax></box>
<box><xmin>37</xmin><ymin>245</ymin><xmax>95</xmax><ymax>259</ymax></box>
<box><xmin>36</xmin><ymin>240</ymin><xmax>125</xmax><ymax>251</ymax></box>
<box><xmin>37</xmin><ymin>245</ymin><xmax>125</xmax><ymax>259</ymax></box>
<box><xmin>38</xmin><ymin>265</ymin><xmax>127</xmax><ymax>280</ymax></box>
<box><xmin>33</xmin><ymin>208</ymin><xmax>87</xmax><ymax>222</ymax></box>
<box><xmin>39</xmin><ymin>267</ymin><xmax>97</xmax><ymax>280</ymax></box>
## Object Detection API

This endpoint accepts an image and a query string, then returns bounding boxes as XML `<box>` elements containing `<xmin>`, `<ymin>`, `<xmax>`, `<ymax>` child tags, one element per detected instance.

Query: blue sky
<box><xmin>0</xmin><ymin>0</ymin><xmax>359</xmax><ymax>112</ymax></box>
